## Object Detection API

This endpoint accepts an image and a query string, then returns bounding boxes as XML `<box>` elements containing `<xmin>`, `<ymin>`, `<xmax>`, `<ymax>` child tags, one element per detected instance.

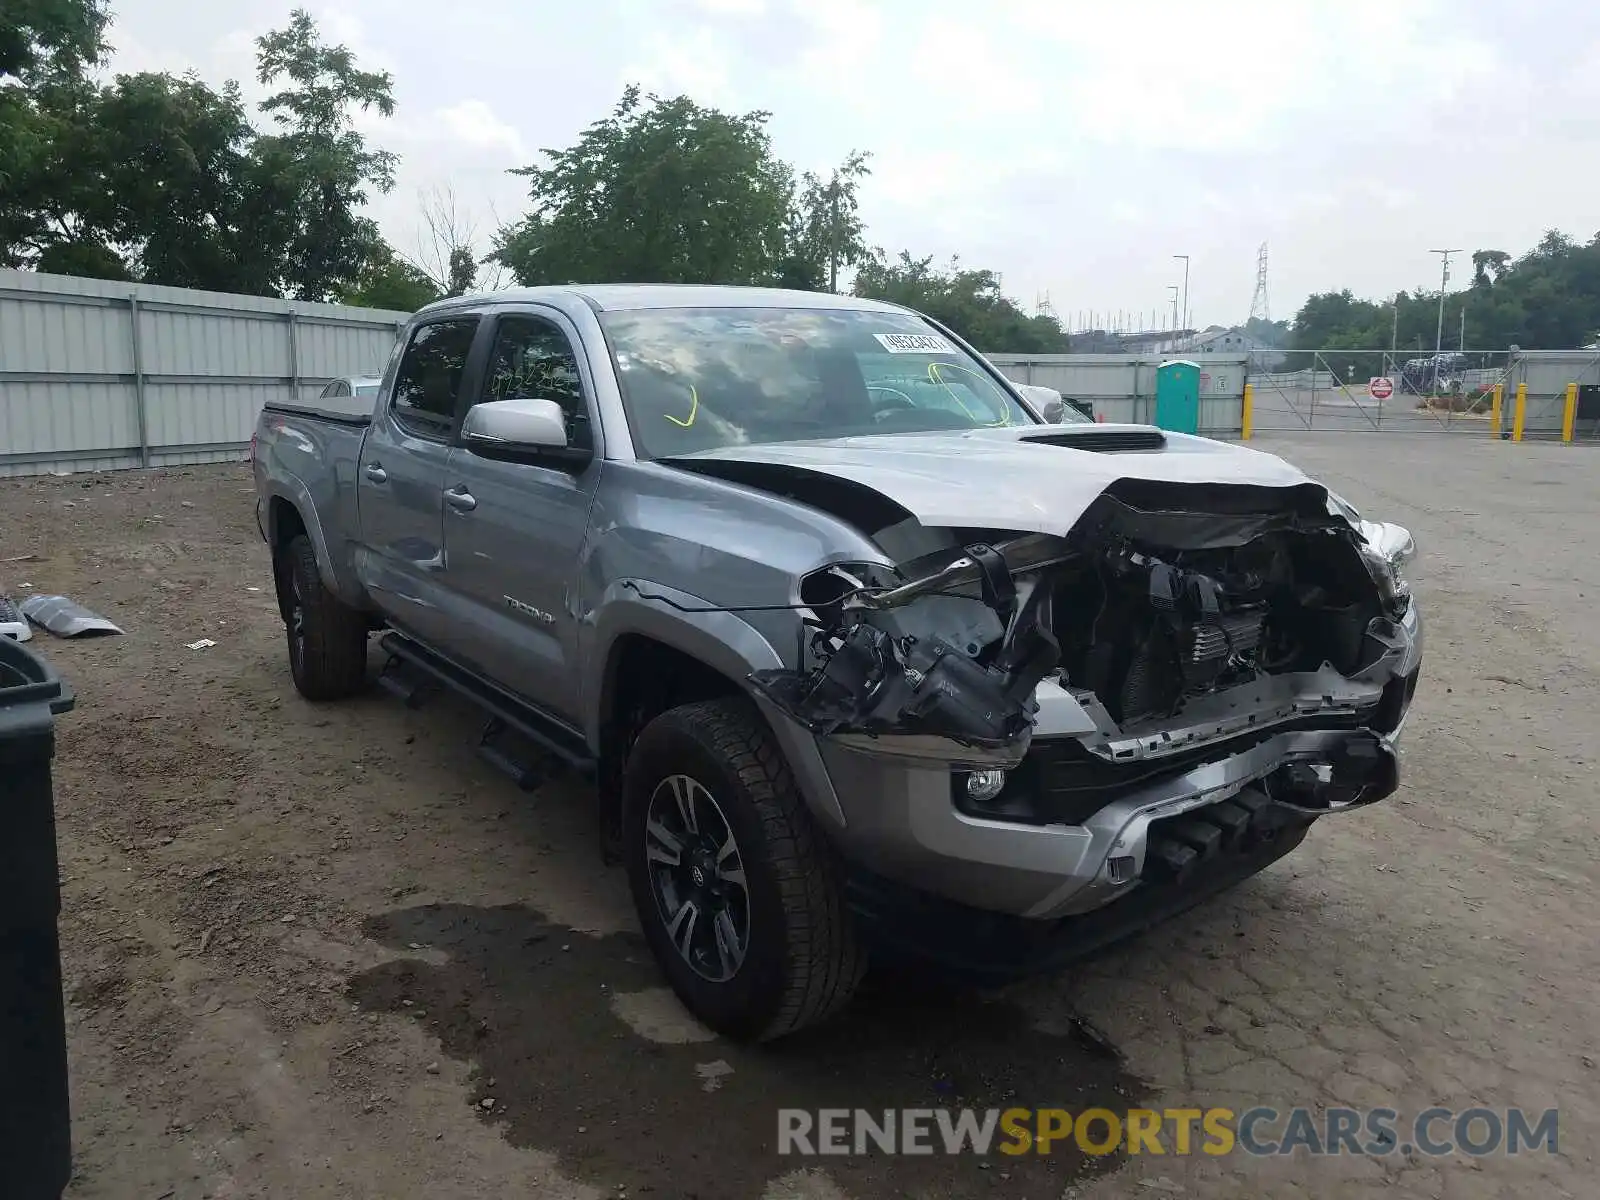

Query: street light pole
<box><xmin>1174</xmin><ymin>254</ymin><xmax>1190</xmax><ymax>337</ymax></box>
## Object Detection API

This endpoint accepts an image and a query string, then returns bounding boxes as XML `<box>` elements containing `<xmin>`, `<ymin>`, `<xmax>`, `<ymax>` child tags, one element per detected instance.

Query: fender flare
<box><xmin>262</xmin><ymin>477</ymin><xmax>359</xmax><ymax>604</ymax></box>
<box><xmin>584</xmin><ymin>582</ymin><xmax>849</xmax><ymax>830</ymax></box>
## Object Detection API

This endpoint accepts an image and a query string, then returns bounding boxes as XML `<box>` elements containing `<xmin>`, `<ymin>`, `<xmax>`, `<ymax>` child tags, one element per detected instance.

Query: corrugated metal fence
<box><xmin>989</xmin><ymin>353</ymin><xmax>1249</xmax><ymax>436</ymax></box>
<box><xmin>0</xmin><ymin>269</ymin><xmax>408</xmax><ymax>478</ymax></box>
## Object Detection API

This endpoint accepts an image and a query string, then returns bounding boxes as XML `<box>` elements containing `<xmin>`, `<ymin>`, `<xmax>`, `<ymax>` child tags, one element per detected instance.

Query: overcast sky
<box><xmin>104</xmin><ymin>0</ymin><xmax>1600</xmax><ymax>329</ymax></box>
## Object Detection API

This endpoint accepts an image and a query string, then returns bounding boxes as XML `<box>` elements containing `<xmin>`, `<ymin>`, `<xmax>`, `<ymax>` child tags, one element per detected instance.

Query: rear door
<box><xmin>441</xmin><ymin>307</ymin><xmax>603</xmax><ymax>722</ymax></box>
<box><xmin>355</xmin><ymin>315</ymin><xmax>484</xmax><ymax>651</ymax></box>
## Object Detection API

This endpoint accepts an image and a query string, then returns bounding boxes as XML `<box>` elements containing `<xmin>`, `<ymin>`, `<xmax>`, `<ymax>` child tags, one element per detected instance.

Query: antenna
<box><xmin>1249</xmin><ymin>242</ymin><xmax>1271</xmax><ymax>323</ymax></box>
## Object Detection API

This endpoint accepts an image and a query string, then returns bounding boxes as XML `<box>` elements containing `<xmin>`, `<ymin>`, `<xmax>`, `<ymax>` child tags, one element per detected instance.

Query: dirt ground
<box><xmin>0</xmin><ymin>432</ymin><xmax>1595</xmax><ymax>1199</ymax></box>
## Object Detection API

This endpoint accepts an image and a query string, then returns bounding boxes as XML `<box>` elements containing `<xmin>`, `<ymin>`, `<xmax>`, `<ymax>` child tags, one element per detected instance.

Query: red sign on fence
<box><xmin>1369</xmin><ymin>376</ymin><xmax>1395</xmax><ymax>401</ymax></box>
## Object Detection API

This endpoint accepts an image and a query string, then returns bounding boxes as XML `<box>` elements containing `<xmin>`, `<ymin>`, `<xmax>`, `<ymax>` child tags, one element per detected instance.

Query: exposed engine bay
<box><xmin>748</xmin><ymin>480</ymin><xmax>1413</xmax><ymax>768</ymax></box>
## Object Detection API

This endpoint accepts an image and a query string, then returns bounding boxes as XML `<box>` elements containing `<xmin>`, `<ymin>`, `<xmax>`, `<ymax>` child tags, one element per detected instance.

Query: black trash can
<box><xmin>0</xmin><ymin>637</ymin><xmax>76</xmax><ymax>1200</ymax></box>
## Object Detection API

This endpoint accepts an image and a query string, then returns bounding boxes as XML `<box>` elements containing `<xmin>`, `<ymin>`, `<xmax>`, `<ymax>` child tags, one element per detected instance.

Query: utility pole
<box><xmin>1174</xmin><ymin>254</ymin><xmax>1190</xmax><ymax>334</ymax></box>
<box><xmin>1429</xmin><ymin>248</ymin><xmax>1461</xmax><ymax>364</ymax></box>
<box><xmin>1390</xmin><ymin>302</ymin><xmax>1399</xmax><ymax>380</ymax></box>
<box><xmin>1459</xmin><ymin>306</ymin><xmax>1466</xmax><ymax>352</ymax></box>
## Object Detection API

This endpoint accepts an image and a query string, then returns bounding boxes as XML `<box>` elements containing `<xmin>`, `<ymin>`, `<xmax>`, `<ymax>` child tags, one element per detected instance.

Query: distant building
<box><xmin>1181</xmin><ymin>325</ymin><xmax>1275</xmax><ymax>355</ymax></box>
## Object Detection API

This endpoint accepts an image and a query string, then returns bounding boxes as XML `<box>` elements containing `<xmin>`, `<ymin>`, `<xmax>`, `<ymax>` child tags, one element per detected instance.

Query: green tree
<box><xmin>0</xmin><ymin>0</ymin><xmax>107</xmax><ymax>80</ymax></box>
<box><xmin>253</xmin><ymin>7</ymin><xmax>397</xmax><ymax>300</ymax></box>
<box><xmin>776</xmin><ymin>150</ymin><xmax>871</xmax><ymax>291</ymax></box>
<box><xmin>2</xmin><ymin>4</ymin><xmax>400</xmax><ymax>298</ymax></box>
<box><xmin>338</xmin><ymin>239</ymin><xmax>439</xmax><ymax>311</ymax></box>
<box><xmin>1471</xmin><ymin>249</ymin><xmax>1510</xmax><ymax>288</ymax></box>
<box><xmin>852</xmin><ymin>251</ymin><xmax>1071</xmax><ymax>352</ymax></box>
<box><xmin>93</xmin><ymin>71</ymin><xmax>265</xmax><ymax>289</ymax></box>
<box><xmin>0</xmin><ymin>1</ymin><xmax>113</xmax><ymax>269</ymax></box>
<box><xmin>494</xmin><ymin>85</ymin><xmax>794</xmax><ymax>286</ymax></box>
<box><xmin>1292</xmin><ymin>231</ymin><xmax>1600</xmax><ymax>353</ymax></box>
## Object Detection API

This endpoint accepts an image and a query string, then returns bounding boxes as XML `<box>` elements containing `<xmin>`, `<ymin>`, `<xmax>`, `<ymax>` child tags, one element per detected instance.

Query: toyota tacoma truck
<box><xmin>251</xmin><ymin>285</ymin><xmax>1423</xmax><ymax>1041</ymax></box>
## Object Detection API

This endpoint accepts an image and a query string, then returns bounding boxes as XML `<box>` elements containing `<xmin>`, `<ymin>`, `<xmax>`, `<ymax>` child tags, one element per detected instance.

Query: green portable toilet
<box><xmin>1153</xmin><ymin>359</ymin><xmax>1201</xmax><ymax>434</ymax></box>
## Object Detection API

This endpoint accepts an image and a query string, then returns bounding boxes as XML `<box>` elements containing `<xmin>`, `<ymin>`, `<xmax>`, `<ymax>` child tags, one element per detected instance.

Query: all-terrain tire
<box><xmin>279</xmin><ymin>534</ymin><xmax>368</xmax><ymax>701</ymax></box>
<box><xmin>622</xmin><ymin>697</ymin><xmax>866</xmax><ymax>1041</ymax></box>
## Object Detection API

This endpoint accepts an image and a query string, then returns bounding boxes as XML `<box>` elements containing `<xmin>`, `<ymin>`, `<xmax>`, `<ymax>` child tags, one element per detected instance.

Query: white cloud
<box><xmin>618</xmin><ymin>26</ymin><xmax>742</xmax><ymax>108</ymax></box>
<box><xmin>692</xmin><ymin>0</ymin><xmax>767</xmax><ymax>14</ymax></box>
<box><xmin>431</xmin><ymin>100</ymin><xmax>527</xmax><ymax>158</ymax></box>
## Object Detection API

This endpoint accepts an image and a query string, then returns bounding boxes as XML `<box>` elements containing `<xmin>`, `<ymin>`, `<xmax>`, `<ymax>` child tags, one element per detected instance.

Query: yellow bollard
<box><xmin>1241</xmin><ymin>383</ymin><xmax>1254</xmax><ymax>441</ymax></box>
<box><xmin>1490</xmin><ymin>383</ymin><xmax>1503</xmax><ymax>435</ymax></box>
<box><xmin>1512</xmin><ymin>383</ymin><xmax>1527</xmax><ymax>442</ymax></box>
<box><xmin>1563</xmin><ymin>382</ymin><xmax>1578</xmax><ymax>443</ymax></box>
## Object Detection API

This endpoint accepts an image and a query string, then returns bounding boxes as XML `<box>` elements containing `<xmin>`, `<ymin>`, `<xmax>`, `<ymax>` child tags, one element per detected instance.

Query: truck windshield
<box><xmin>598</xmin><ymin>306</ymin><xmax>1043</xmax><ymax>458</ymax></box>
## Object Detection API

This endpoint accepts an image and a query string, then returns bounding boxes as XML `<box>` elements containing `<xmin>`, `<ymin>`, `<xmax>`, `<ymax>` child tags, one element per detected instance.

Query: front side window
<box><xmin>599</xmin><ymin>307</ymin><xmax>1045</xmax><ymax>458</ymax></box>
<box><xmin>391</xmin><ymin>318</ymin><xmax>479</xmax><ymax>435</ymax></box>
<box><xmin>480</xmin><ymin>315</ymin><xmax>592</xmax><ymax>451</ymax></box>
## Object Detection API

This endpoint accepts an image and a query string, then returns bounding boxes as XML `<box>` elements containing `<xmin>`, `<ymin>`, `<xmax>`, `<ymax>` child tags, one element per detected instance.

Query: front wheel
<box><xmin>621</xmin><ymin>697</ymin><xmax>865</xmax><ymax>1041</ymax></box>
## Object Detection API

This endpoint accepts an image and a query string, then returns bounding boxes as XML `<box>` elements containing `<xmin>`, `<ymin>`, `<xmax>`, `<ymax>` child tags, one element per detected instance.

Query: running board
<box><xmin>377</xmin><ymin>632</ymin><xmax>597</xmax><ymax>780</ymax></box>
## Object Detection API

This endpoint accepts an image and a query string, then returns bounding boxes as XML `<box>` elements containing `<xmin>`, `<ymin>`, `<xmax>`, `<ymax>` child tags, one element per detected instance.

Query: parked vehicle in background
<box><xmin>252</xmin><ymin>285</ymin><xmax>1423</xmax><ymax>1041</ymax></box>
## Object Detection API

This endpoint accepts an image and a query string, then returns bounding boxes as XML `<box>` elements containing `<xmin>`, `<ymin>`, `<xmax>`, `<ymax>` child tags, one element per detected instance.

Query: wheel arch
<box><xmin>586</xmin><ymin>588</ymin><xmax>848</xmax><ymax>834</ymax></box>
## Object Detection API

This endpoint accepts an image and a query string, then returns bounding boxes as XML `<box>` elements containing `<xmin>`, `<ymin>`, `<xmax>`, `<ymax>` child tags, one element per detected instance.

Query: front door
<box><xmin>355</xmin><ymin>315</ymin><xmax>482</xmax><ymax>652</ymax></box>
<box><xmin>442</xmin><ymin>308</ymin><xmax>602</xmax><ymax>724</ymax></box>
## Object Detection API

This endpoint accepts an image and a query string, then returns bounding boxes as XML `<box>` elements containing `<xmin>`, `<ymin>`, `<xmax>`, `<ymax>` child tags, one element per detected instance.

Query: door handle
<box><xmin>364</xmin><ymin>463</ymin><xmax>388</xmax><ymax>484</ymax></box>
<box><xmin>445</xmin><ymin>486</ymin><xmax>477</xmax><ymax>512</ymax></box>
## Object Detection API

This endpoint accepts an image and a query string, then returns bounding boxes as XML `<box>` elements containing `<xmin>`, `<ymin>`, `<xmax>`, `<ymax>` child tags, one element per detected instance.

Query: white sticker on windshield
<box><xmin>872</xmin><ymin>332</ymin><xmax>956</xmax><ymax>355</ymax></box>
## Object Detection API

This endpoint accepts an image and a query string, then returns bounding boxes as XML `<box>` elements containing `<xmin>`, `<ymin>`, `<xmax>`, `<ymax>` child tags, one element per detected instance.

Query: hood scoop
<box><xmin>1020</xmin><ymin>428</ymin><xmax>1167</xmax><ymax>453</ymax></box>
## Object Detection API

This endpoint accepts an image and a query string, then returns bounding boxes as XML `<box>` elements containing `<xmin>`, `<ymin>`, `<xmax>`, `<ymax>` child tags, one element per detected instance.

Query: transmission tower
<box><xmin>1248</xmin><ymin>242</ymin><xmax>1271</xmax><ymax>323</ymax></box>
<box><xmin>1036</xmin><ymin>290</ymin><xmax>1055</xmax><ymax>320</ymax></box>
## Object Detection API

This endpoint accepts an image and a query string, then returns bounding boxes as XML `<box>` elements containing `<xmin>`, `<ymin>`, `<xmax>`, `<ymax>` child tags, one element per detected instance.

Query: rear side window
<box><xmin>391</xmin><ymin>318</ymin><xmax>480</xmax><ymax>436</ymax></box>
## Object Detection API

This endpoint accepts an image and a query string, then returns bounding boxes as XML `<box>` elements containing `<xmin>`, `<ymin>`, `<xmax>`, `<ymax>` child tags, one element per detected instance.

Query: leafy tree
<box><xmin>495</xmin><ymin>85</ymin><xmax>794</xmax><ymax>286</ymax></box>
<box><xmin>338</xmin><ymin>239</ymin><xmax>439</xmax><ymax>310</ymax></box>
<box><xmin>252</xmin><ymin>8</ymin><xmax>397</xmax><ymax>301</ymax></box>
<box><xmin>1472</xmin><ymin>249</ymin><xmax>1510</xmax><ymax>288</ymax></box>
<box><xmin>93</xmin><ymin>72</ymin><xmax>266</xmax><ymax>289</ymax></box>
<box><xmin>0</xmin><ymin>1</ymin><xmax>111</xmax><ymax>268</ymax></box>
<box><xmin>1293</xmin><ymin>230</ymin><xmax>1600</xmax><ymax>354</ymax></box>
<box><xmin>1</xmin><ymin>5</ymin><xmax>400</xmax><ymax>298</ymax></box>
<box><xmin>776</xmin><ymin>150</ymin><xmax>871</xmax><ymax>291</ymax></box>
<box><xmin>852</xmin><ymin>251</ymin><xmax>1070</xmax><ymax>352</ymax></box>
<box><xmin>0</xmin><ymin>0</ymin><xmax>107</xmax><ymax>80</ymax></box>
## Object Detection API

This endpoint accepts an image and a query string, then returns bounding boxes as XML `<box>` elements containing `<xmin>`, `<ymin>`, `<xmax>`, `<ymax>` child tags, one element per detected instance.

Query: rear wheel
<box><xmin>622</xmin><ymin>697</ymin><xmax>865</xmax><ymax>1040</ymax></box>
<box><xmin>278</xmin><ymin>534</ymin><xmax>368</xmax><ymax>701</ymax></box>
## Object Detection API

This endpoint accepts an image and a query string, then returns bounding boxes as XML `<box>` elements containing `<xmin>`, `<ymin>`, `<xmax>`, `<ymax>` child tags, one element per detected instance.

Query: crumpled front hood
<box><xmin>668</xmin><ymin>425</ymin><xmax>1321</xmax><ymax>536</ymax></box>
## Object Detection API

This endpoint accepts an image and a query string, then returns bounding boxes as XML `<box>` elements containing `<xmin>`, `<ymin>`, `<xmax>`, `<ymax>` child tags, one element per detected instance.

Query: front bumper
<box><xmin>811</xmin><ymin>602</ymin><xmax>1422</xmax><ymax>923</ymax></box>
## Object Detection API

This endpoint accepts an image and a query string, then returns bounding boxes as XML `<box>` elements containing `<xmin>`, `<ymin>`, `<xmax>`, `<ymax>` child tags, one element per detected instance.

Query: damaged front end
<box><xmin>749</xmin><ymin>477</ymin><xmax>1419</xmax><ymax>819</ymax></box>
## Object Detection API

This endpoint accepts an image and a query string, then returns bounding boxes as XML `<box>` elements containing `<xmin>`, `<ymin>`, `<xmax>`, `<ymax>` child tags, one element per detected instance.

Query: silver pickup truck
<box><xmin>252</xmin><ymin>285</ymin><xmax>1423</xmax><ymax>1041</ymax></box>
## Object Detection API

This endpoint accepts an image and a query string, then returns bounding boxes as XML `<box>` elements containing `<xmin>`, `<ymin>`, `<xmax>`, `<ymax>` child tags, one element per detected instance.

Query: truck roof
<box><xmin>413</xmin><ymin>284</ymin><xmax>913</xmax><ymax>319</ymax></box>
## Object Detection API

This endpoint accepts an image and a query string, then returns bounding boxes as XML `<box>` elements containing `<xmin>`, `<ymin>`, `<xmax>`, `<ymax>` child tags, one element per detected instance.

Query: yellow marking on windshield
<box><xmin>928</xmin><ymin>361</ymin><xmax>1011</xmax><ymax>426</ymax></box>
<box><xmin>665</xmin><ymin>383</ymin><xmax>700</xmax><ymax>427</ymax></box>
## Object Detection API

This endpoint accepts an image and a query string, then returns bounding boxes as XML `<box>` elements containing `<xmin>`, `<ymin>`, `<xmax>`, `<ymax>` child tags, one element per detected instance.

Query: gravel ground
<box><xmin>0</xmin><ymin>432</ymin><xmax>1594</xmax><ymax>1199</ymax></box>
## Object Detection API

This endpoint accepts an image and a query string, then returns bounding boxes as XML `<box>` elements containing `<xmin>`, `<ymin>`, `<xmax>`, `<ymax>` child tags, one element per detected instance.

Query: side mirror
<box><xmin>1014</xmin><ymin>382</ymin><xmax>1066</xmax><ymax>422</ymax></box>
<box><xmin>460</xmin><ymin>397</ymin><xmax>573</xmax><ymax>460</ymax></box>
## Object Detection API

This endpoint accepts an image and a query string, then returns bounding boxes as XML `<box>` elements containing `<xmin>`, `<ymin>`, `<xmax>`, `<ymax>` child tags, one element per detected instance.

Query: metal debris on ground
<box><xmin>186</xmin><ymin>639</ymin><xmax>217</xmax><ymax>651</ymax></box>
<box><xmin>20</xmin><ymin>594</ymin><xmax>124</xmax><ymax>637</ymax></box>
